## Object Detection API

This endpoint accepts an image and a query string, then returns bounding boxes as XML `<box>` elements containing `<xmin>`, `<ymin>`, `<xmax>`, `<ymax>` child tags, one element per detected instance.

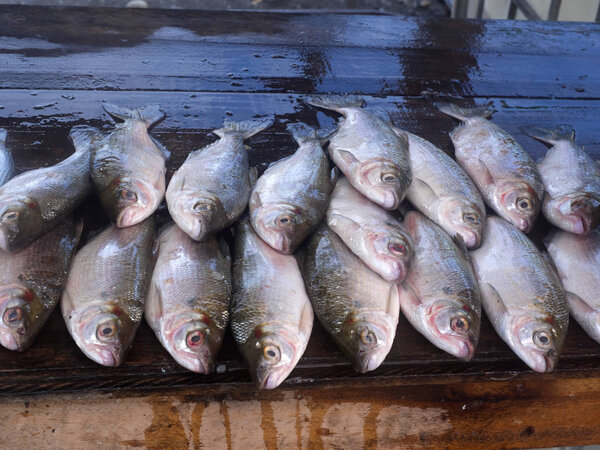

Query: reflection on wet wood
<box><xmin>0</xmin><ymin>5</ymin><xmax>599</xmax><ymax>448</ymax></box>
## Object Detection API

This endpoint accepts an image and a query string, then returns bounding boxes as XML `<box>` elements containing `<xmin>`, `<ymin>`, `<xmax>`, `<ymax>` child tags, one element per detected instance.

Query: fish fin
<box><xmin>334</xmin><ymin>149</ymin><xmax>359</xmax><ymax>168</ymax></box>
<box><xmin>387</xmin><ymin>283</ymin><xmax>401</xmax><ymax>318</ymax></box>
<box><xmin>248</xmin><ymin>166</ymin><xmax>258</xmax><ymax>187</ymax></box>
<box><xmin>0</xmin><ymin>128</ymin><xmax>6</xmax><ymax>144</ymax></box>
<box><xmin>372</xmin><ymin>109</ymin><xmax>393</xmax><ymax>124</ymax></box>
<box><xmin>410</xmin><ymin>178</ymin><xmax>439</xmax><ymax>206</ymax></box>
<box><xmin>479</xmin><ymin>282</ymin><xmax>509</xmax><ymax>319</ymax></box>
<box><xmin>470</xmin><ymin>158</ymin><xmax>495</xmax><ymax>187</ymax></box>
<box><xmin>151</xmin><ymin>136</ymin><xmax>171</xmax><ymax>160</ymax></box>
<box><xmin>565</xmin><ymin>291</ymin><xmax>594</xmax><ymax>315</ymax></box>
<box><xmin>213</xmin><ymin>116</ymin><xmax>274</xmax><ymax>140</ymax></box>
<box><xmin>540</xmin><ymin>251</ymin><xmax>560</xmax><ymax>279</ymax></box>
<box><xmin>61</xmin><ymin>289</ymin><xmax>76</xmax><ymax>318</ymax></box>
<box><xmin>69</xmin><ymin>125</ymin><xmax>100</xmax><ymax>153</ymax></box>
<box><xmin>329</xmin><ymin>167</ymin><xmax>339</xmax><ymax>191</ymax></box>
<box><xmin>327</xmin><ymin>212</ymin><xmax>361</xmax><ymax>236</ymax></box>
<box><xmin>287</xmin><ymin>122</ymin><xmax>318</xmax><ymax>145</ymax></box>
<box><xmin>144</xmin><ymin>280</ymin><xmax>164</xmax><ymax>327</ymax></box>
<box><xmin>393</xmin><ymin>128</ymin><xmax>409</xmax><ymax>149</ymax></box>
<box><xmin>298</xmin><ymin>301</ymin><xmax>314</xmax><ymax>338</ymax></box>
<box><xmin>305</xmin><ymin>94</ymin><xmax>365</xmax><ymax>114</ymax></box>
<box><xmin>520</xmin><ymin>124</ymin><xmax>575</xmax><ymax>145</ymax></box>
<box><xmin>398</xmin><ymin>283</ymin><xmax>422</xmax><ymax>310</ymax></box>
<box><xmin>103</xmin><ymin>103</ymin><xmax>165</xmax><ymax>128</ymax></box>
<box><xmin>252</xmin><ymin>191</ymin><xmax>263</xmax><ymax>209</ymax></box>
<box><xmin>217</xmin><ymin>237</ymin><xmax>231</xmax><ymax>263</ymax></box>
<box><xmin>452</xmin><ymin>234</ymin><xmax>471</xmax><ymax>263</ymax></box>
<box><xmin>437</xmin><ymin>102</ymin><xmax>495</xmax><ymax>121</ymax></box>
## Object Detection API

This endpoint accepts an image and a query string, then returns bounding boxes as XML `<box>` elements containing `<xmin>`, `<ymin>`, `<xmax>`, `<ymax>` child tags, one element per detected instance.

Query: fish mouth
<box><xmin>523</xmin><ymin>349</ymin><xmax>557</xmax><ymax>373</ymax></box>
<box><xmin>172</xmin><ymin>353</ymin><xmax>211</xmax><ymax>374</ymax></box>
<box><xmin>114</xmin><ymin>180</ymin><xmax>156</xmax><ymax>227</ymax></box>
<box><xmin>256</xmin><ymin>370</ymin><xmax>287</xmax><ymax>389</ymax></box>
<box><xmin>458</xmin><ymin>229</ymin><xmax>481</xmax><ymax>249</ymax></box>
<box><xmin>344</xmin><ymin>317</ymin><xmax>394</xmax><ymax>373</ymax></box>
<box><xmin>516</xmin><ymin>218</ymin><xmax>531</xmax><ymax>233</ymax></box>
<box><xmin>426</xmin><ymin>300</ymin><xmax>478</xmax><ymax>360</ymax></box>
<box><xmin>85</xmin><ymin>346</ymin><xmax>118</xmax><ymax>367</ymax></box>
<box><xmin>0</xmin><ymin>226</ymin><xmax>9</xmax><ymax>252</ymax></box>
<box><xmin>354</xmin><ymin>351</ymin><xmax>386</xmax><ymax>374</ymax></box>
<box><xmin>168</xmin><ymin>194</ymin><xmax>221</xmax><ymax>241</ymax></box>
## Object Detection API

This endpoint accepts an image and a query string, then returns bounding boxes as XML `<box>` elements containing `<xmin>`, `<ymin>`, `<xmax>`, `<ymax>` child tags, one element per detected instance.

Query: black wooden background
<box><xmin>0</xmin><ymin>6</ymin><xmax>598</xmax><ymax>394</ymax></box>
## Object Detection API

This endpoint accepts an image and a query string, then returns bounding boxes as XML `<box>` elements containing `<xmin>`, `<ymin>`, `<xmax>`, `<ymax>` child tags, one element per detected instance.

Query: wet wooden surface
<box><xmin>0</xmin><ymin>5</ymin><xmax>599</xmax><ymax>448</ymax></box>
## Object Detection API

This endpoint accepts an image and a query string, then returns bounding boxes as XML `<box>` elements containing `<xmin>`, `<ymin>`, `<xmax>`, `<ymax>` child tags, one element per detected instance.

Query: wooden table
<box><xmin>0</xmin><ymin>6</ymin><xmax>599</xmax><ymax>448</ymax></box>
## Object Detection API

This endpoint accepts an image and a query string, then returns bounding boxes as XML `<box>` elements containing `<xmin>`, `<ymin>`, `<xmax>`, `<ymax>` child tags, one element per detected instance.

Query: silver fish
<box><xmin>439</xmin><ymin>103</ymin><xmax>544</xmax><ymax>233</ymax></box>
<box><xmin>303</xmin><ymin>224</ymin><xmax>399</xmax><ymax>373</ymax></box>
<box><xmin>326</xmin><ymin>177</ymin><xmax>413</xmax><ymax>283</ymax></box>
<box><xmin>250</xmin><ymin>122</ymin><xmax>336</xmax><ymax>254</ymax></box>
<box><xmin>90</xmin><ymin>103</ymin><xmax>169</xmax><ymax>228</ymax></box>
<box><xmin>231</xmin><ymin>219</ymin><xmax>313</xmax><ymax>389</ymax></box>
<box><xmin>62</xmin><ymin>217</ymin><xmax>155</xmax><ymax>367</ymax></box>
<box><xmin>306</xmin><ymin>95</ymin><xmax>411</xmax><ymax>210</ymax></box>
<box><xmin>145</xmin><ymin>223</ymin><xmax>231</xmax><ymax>373</ymax></box>
<box><xmin>0</xmin><ymin>126</ymin><xmax>93</xmax><ymax>252</ymax></box>
<box><xmin>521</xmin><ymin>125</ymin><xmax>600</xmax><ymax>234</ymax></box>
<box><xmin>400</xmin><ymin>211</ymin><xmax>481</xmax><ymax>360</ymax></box>
<box><xmin>393</xmin><ymin>128</ymin><xmax>486</xmax><ymax>248</ymax></box>
<box><xmin>470</xmin><ymin>216</ymin><xmax>569</xmax><ymax>372</ymax></box>
<box><xmin>0</xmin><ymin>129</ymin><xmax>15</xmax><ymax>186</ymax></box>
<box><xmin>167</xmin><ymin>117</ymin><xmax>273</xmax><ymax>241</ymax></box>
<box><xmin>0</xmin><ymin>217</ymin><xmax>82</xmax><ymax>351</ymax></box>
<box><xmin>546</xmin><ymin>228</ymin><xmax>600</xmax><ymax>343</ymax></box>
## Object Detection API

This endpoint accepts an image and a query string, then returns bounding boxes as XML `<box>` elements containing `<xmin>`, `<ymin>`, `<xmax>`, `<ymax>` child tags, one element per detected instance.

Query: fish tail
<box><xmin>437</xmin><ymin>102</ymin><xmax>495</xmax><ymax>121</ymax></box>
<box><xmin>102</xmin><ymin>103</ymin><xmax>165</xmax><ymax>128</ymax></box>
<box><xmin>69</xmin><ymin>125</ymin><xmax>101</xmax><ymax>153</ymax></box>
<box><xmin>214</xmin><ymin>116</ymin><xmax>274</xmax><ymax>140</ymax></box>
<box><xmin>520</xmin><ymin>124</ymin><xmax>575</xmax><ymax>145</ymax></box>
<box><xmin>286</xmin><ymin>122</ymin><xmax>332</xmax><ymax>145</ymax></box>
<box><xmin>0</xmin><ymin>128</ymin><xmax>6</xmax><ymax>144</ymax></box>
<box><xmin>305</xmin><ymin>94</ymin><xmax>365</xmax><ymax>113</ymax></box>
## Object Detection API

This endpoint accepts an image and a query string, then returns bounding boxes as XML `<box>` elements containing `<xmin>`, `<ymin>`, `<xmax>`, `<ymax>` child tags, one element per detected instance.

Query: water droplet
<box><xmin>230</xmin><ymin>82</ymin><xmax>242</xmax><ymax>87</ymax></box>
<box><xmin>61</xmin><ymin>94</ymin><xmax>75</xmax><ymax>100</ymax></box>
<box><xmin>33</xmin><ymin>102</ymin><xmax>58</xmax><ymax>110</ymax></box>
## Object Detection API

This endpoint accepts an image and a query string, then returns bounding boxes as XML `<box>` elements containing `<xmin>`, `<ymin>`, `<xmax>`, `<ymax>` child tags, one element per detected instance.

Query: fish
<box><xmin>400</xmin><ymin>211</ymin><xmax>481</xmax><ymax>359</ymax></box>
<box><xmin>249</xmin><ymin>122</ymin><xmax>336</xmax><ymax>254</ymax></box>
<box><xmin>439</xmin><ymin>103</ymin><xmax>544</xmax><ymax>233</ymax></box>
<box><xmin>303</xmin><ymin>224</ymin><xmax>399</xmax><ymax>373</ymax></box>
<box><xmin>0</xmin><ymin>128</ymin><xmax>15</xmax><ymax>186</ymax></box>
<box><xmin>230</xmin><ymin>219</ymin><xmax>313</xmax><ymax>389</ymax></box>
<box><xmin>167</xmin><ymin>117</ymin><xmax>273</xmax><ymax>241</ymax></box>
<box><xmin>521</xmin><ymin>125</ymin><xmax>600</xmax><ymax>234</ymax></box>
<box><xmin>470</xmin><ymin>216</ymin><xmax>569</xmax><ymax>372</ymax></box>
<box><xmin>306</xmin><ymin>95</ymin><xmax>411</xmax><ymax>210</ymax></box>
<box><xmin>393</xmin><ymin>128</ymin><xmax>486</xmax><ymax>248</ymax></box>
<box><xmin>90</xmin><ymin>103</ymin><xmax>169</xmax><ymax>228</ymax></box>
<box><xmin>545</xmin><ymin>228</ymin><xmax>600</xmax><ymax>343</ymax></box>
<box><xmin>0</xmin><ymin>126</ymin><xmax>93</xmax><ymax>252</ymax></box>
<box><xmin>145</xmin><ymin>223</ymin><xmax>231</xmax><ymax>373</ymax></box>
<box><xmin>0</xmin><ymin>217</ymin><xmax>82</xmax><ymax>351</ymax></box>
<box><xmin>61</xmin><ymin>217</ymin><xmax>155</xmax><ymax>367</ymax></box>
<box><xmin>326</xmin><ymin>177</ymin><xmax>413</xmax><ymax>283</ymax></box>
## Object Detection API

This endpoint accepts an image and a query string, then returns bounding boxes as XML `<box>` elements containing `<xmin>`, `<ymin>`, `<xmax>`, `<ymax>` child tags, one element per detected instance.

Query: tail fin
<box><xmin>437</xmin><ymin>102</ymin><xmax>495</xmax><ymax>121</ymax></box>
<box><xmin>69</xmin><ymin>125</ymin><xmax>101</xmax><ymax>153</ymax></box>
<box><xmin>0</xmin><ymin>129</ymin><xmax>6</xmax><ymax>145</ymax></box>
<box><xmin>102</xmin><ymin>103</ymin><xmax>165</xmax><ymax>128</ymax></box>
<box><xmin>214</xmin><ymin>116</ymin><xmax>274</xmax><ymax>140</ymax></box>
<box><xmin>286</xmin><ymin>122</ymin><xmax>332</xmax><ymax>145</ymax></box>
<box><xmin>305</xmin><ymin>94</ymin><xmax>365</xmax><ymax>113</ymax></box>
<box><xmin>520</xmin><ymin>124</ymin><xmax>575</xmax><ymax>145</ymax></box>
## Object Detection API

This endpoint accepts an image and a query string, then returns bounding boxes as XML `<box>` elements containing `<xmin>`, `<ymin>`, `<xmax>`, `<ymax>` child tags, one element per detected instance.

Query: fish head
<box><xmin>549</xmin><ymin>194</ymin><xmax>600</xmax><ymax>235</ymax></box>
<box><xmin>160</xmin><ymin>313</ymin><xmax>223</xmax><ymax>373</ymax></box>
<box><xmin>241</xmin><ymin>324</ymin><xmax>300</xmax><ymax>389</ymax></box>
<box><xmin>355</xmin><ymin>159</ymin><xmax>407</xmax><ymax>210</ymax></box>
<box><xmin>496</xmin><ymin>181</ymin><xmax>541</xmax><ymax>233</ymax></box>
<box><xmin>0</xmin><ymin>195</ymin><xmax>43</xmax><ymax>252</ymax></box>
<box><xmin>70</xmin><ymin>303</ymin><xmax>134</xmax><ymax>366</ymax></box>
<box><xmin>101</xmin><ymin>177</ymin><xmax>158</xmax><ymax>228</ymax></box>
<box><xmin>338</xmin><ymin>312</ymin><xmax>395</xmax><ymax>373</ymax></box>
<box><xmin>364</xmin><ymin>224</ymin><xmax>414</xmax><ymax>283</ymax></box>
<box><xmin>424</xmin><ymin>298</ymin><xmax>479</xmax><ymax>360</ymax></box>
<box><xmin>168</xmin><ymin>191</ymin><xmax>226</xmax><ymax>241</ymax></box>
<box><xmin>437</xmin><ymin>198</ymin><xmax>485</xmax><ymax>249</ymax></box>
<box><xmin>251</xmin><ymin>204</ymin><xmax>308</xmax><ymax>254</ymax></box>
<box><xmin>509</xmin><ymin>314</ymin><xmax>563</xmax><ymax>373</ymax></box>
<box><xmin>0</xmin><ymin>284</ymin><xmax>45</xmax><ymax>351</ymax></box>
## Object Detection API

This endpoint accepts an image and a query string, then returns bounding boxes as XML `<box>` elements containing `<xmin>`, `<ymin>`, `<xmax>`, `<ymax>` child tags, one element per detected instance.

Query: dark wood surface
<box><xmin>0</xmin><ymin>2</ymin><xmax>599</xmax><ymax>420</ymax></box>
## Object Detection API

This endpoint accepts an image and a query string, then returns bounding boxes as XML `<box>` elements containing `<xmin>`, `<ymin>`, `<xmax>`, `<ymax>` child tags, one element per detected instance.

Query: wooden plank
<box><xmin>0</xmin><ymin>7</ymin><xmax>598</xmax><ymax>98</ymax></box>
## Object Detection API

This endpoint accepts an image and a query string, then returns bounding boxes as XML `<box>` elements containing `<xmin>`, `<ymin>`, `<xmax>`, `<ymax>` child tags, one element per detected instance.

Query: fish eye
<box><xmin>463</xmin><ymin>213</ymin><xmax>480</xmax><ymax>224</ymax></box>
<box><xmin>517</xmin><ymin>197</ymin><xmax>532</xmax><ymax>210</ymax></box>
<box><xmin>120</xmin><ymin>189</ymin><xmax>137</xmax><ymax>202</ymax></box>
<box><xmin>186</xmin><ymin>330</ymin><xmax>205</xmax><ymax>348</ymax></box>
<box><xmin>381</xmin><ymin>173</ymin><xmax>398</xmax><ymax>184</ymax></box>
<box><xmin>262</xmin><ymin>344</ymin><xmax>281</xmax><ymax>363</ymax></box>
<box><xmin>2</xmin><ymin>211</ymin><xmax>18</xmax><ymax>221</ymax></box>
<box><xmin>360</xmin><ymin>328</ymin><xmax>378</xmax><ymax>346</ymax></box>
<box><xmin>277</xmin><ymin>214</ymin><xmax>294</xmax><ymax>226</ymax></box>
<box><xmin>533</xmin><ymin>330</ymin><xmax>553</xmax><ymax>348</ymax></box>
<box><xmin>3</xmin><ymin>306</ymin><xmax>23</xmax><ymax>326</ymax></box>
<box><xmin>450</xmin><ymin>315</ymin><xmax>470</xmax><ymax>333</ymax></box>
<box><xmin>96</xmin><ymin>321</ymin><xmax>118</xmax><ymax>341</ymax></box>
<box><xmin>388</xmin><ymin>242</ymin><xmax>406</xmax><ymax>255</ymax></box>
<box><xmin>193</xmin><ymin>202</ymin><xmax>212</xmax><ymax>213</ymax></box>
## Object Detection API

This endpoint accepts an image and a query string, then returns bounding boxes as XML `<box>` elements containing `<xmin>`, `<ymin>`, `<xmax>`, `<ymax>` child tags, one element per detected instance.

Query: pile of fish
<box><xmin>0</xmin><ymin>94</ymin><xmax>598</xmax><ymax>389</ymax></box>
